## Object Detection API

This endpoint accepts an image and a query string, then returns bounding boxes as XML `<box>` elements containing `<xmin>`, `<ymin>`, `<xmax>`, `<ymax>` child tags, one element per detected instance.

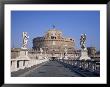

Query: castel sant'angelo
<box><xmin>32</xmin><ymin>27</ymin><xmax>75</xmax><ymax>54</ymax></box>
<box><xmin>11</xmin><ymin>26</ymin><xmax>98</xmax><ymax>61</ymax></box>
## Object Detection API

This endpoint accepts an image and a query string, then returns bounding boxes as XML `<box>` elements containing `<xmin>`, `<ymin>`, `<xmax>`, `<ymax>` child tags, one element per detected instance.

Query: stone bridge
<box><xmin>11</xmin><ymin>59</ymin><xmax>100</xmax><ymax>77</ymax></box>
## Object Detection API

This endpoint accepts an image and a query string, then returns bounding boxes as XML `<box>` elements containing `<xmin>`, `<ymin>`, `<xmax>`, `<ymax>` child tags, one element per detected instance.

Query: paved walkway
<box><xmin>12</xmin><ymin>60</ymin><xmax>83</xmax><ymax>77</ymax></box>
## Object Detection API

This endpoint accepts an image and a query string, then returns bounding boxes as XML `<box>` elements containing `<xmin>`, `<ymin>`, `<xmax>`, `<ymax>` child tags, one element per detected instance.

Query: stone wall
<box><xmin>11</xmin><ymin>48</ymin><xmax>81</xmax><ymax>60</ymax></box>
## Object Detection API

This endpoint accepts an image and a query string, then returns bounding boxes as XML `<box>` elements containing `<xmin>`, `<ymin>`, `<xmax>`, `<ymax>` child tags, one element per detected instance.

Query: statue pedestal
<box><xmin>16</xmin><ymin>48</ymin><xmax>30</xmax><ymax>69</ymax></box>
<box><xmin>79</xmin><ymin>49</ymin><xmax>91</xmax><ymax>60</ymax></box>
<box><xmin>19</xmin><ymin>49</ymin><xmax>30</xmax><ymax>59</ymax></box>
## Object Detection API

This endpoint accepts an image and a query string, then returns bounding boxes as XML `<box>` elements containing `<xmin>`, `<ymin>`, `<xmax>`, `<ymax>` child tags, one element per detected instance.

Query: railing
<box><xmin>57</xmin><ymin>59</ymin><xmax>100</xmax><ymax>75</ymax></box>
<box><xmin>11</xmin><ymin>58</ymin><xmax>49</xmax><ymax>72</ymax></box>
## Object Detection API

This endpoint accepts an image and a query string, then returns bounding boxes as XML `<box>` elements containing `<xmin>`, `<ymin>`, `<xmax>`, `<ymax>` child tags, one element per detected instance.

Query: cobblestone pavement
<box><xmin>12</xmin><ymin>60</ymin><xmax>84</xmax><ymax>77</ymax></box>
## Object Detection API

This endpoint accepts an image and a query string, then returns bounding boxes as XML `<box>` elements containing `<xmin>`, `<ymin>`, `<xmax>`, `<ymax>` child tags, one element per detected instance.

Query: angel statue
<box><xmin>80</xmin><ymin>34</ymin><xmax>86</xmax><ymax>50</ymax></box>
<box><xmin>40</xmin><ymin>48</ymin><xmax>43</xmax><ymax>54</ymax></box>
<box><xmin>22</xmin><ymin>32</ymin><xmax>29</xmax><ymax>48</ymax></box>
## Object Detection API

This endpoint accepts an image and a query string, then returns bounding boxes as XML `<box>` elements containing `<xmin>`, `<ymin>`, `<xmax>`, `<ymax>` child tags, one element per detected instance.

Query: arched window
<box><xmin>51</xmin><ymin>36</ymin><xmax>56</xmax><ymax>39</ymax></box>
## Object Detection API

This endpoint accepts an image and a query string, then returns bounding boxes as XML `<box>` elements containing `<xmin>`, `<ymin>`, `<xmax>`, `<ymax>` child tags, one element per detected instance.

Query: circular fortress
<box><xmin>33</xmin><ymin>28</ymin><xmax>75</xmax><ymax>54</ymax></box>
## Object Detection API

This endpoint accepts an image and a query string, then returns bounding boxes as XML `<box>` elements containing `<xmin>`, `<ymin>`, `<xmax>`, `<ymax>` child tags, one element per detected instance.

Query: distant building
<box><xmin>87</xmin><ymin>47</ymin><xmax>96</xmax><ymax>56</ymax></box>
<box><xmin>87</xmin><ymin>47</ymin><xmax>100</xmax><ymax>60</ymax></box>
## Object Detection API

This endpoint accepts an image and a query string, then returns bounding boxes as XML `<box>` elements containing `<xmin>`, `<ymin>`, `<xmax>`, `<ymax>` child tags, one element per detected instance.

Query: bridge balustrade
<box><xmin>57</xmin><ymin>59</ymin><xmax>100</xmax><ymax>75</ymax></box>
<box><xmin>11</xmin><ymin>58</ymin><xmax>49</xmax><ymax>72</ymax></box>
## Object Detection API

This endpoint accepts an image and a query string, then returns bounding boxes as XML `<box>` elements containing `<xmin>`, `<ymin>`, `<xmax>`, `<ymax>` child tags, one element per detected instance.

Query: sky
<box><xmin>11</xmin><ymin>11</ymin><xmax>100</xmax><ymax>51</ymax></box>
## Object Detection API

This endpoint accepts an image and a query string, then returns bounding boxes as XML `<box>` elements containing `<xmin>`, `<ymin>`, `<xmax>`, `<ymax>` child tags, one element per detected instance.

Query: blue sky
<box><xmin>11</xmin><ymin>11</ymin><xmax>100</xmax><ymax>51</ymax></box>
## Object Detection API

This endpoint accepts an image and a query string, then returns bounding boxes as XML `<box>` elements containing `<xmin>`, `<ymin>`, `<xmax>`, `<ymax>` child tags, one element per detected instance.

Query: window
<box><xmin>51</xmin><ymin>36</ymin><xmax>56</xmax><ymax>39</ymax></box>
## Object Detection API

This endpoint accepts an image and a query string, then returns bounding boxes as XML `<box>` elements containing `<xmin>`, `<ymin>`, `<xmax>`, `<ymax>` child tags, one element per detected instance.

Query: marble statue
<box><xmin>64</xmin><ymin>45</ymin><xmax>68</xmax><ymax>59</ymax></box>
<box><xmin>79</xmin><ymin>34</ymin><xmax>91</xmax><ymax>60</ymax></box>
<box><xmin>64</xmin><ymin>47</ymin><xmax>67</xmax><ymax>55</ymax></box>
<box><xmin>80</xmin><ymin>34</ymin><xmax>86</xmax><ymax>50</ymax></box>
<box><xmin>40</xmin><ymin>48</ymin><xmax>43</xmax><ymax>54</ymax></box>
<box><xmin>38</xmin><ymin>48</ymin><xmax>43</xmax><ymax>59</ymax></box>
<box><xmin>22</xmin><ymin>32</ymin><xmax>29</xmax><ymax>49</ymax></box>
